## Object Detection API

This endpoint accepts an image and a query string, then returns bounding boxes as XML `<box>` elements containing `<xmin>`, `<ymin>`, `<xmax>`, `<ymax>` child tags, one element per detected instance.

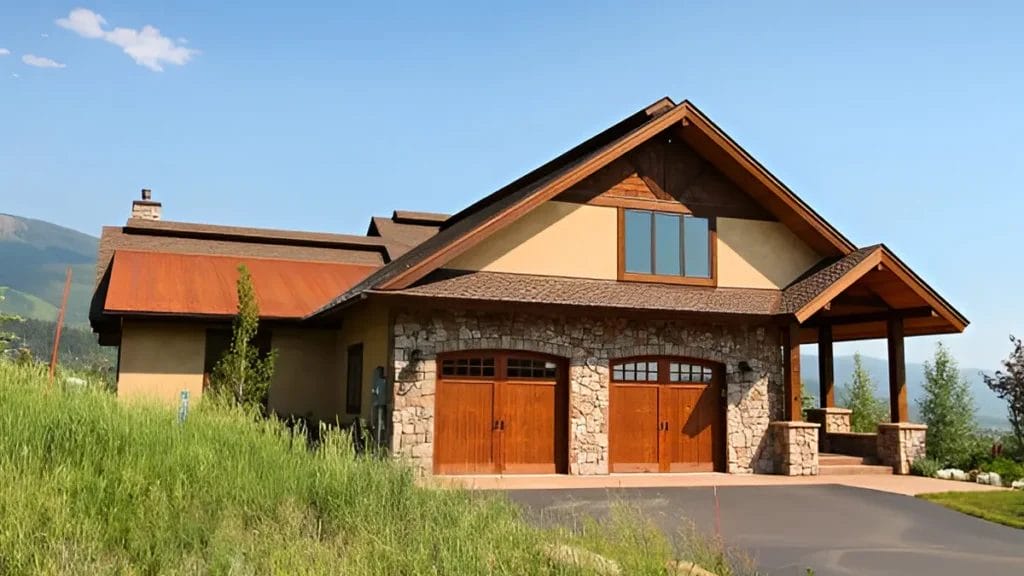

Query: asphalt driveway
<box><xmin>507</xmin><ymin>485</ymin><xmax>1024</xmax><ymax>576</ymax></box>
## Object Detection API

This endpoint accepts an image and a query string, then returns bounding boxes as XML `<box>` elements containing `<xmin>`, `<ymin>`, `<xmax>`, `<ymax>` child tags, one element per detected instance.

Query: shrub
<box><xmin>980</xmin><ymin>457</ymin><xmax>1024</xmax><ymax>485</ymax></box>
<box><xmin>910</xmin><ymin>457</ymin><xmax>942</xmax><ymax>478</ymax></box>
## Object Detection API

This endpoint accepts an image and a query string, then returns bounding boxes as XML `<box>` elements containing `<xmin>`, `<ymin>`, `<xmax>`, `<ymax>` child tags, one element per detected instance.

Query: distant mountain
<box><xmin>0</xmin><ymin>214</ymin><xmax>97</xmax><ymax>326</ymax></box>
<box><xmin>802</xmin><ymin>354</ymin><xmax>1009</xmax><ymax>430</ymax></box>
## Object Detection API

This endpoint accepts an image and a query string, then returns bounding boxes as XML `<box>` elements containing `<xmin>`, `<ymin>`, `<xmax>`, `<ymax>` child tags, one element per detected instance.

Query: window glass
<box><xmin>441</xmin><ymin>357</ymin><xmax>495</xmax><ymax>378</ymax></box>
<box><xmin>507</xmin><ymin>358</ymin><xmax>557</xmax><ymax>379</ymax></box>
<box><xmin>611</xmin><ymin>361</ymin><xmax>659</xmax><ymax>382</ymax></box>
<box><xmin>684</xmin><ymin>216</ymin><xmax>710</xmax><ymax>278</ymax></box>
<box><xmin>624</xmin><ymin>210</ymin><xmax>652</xmax><ymax>274</ymax></box>
<box><xmin>669</xmin><ymin>362</ymin><xmax>714</xmax><ymax>383</ymax></box>
<box><xmin>654</xmin><ymin>213</ymin><xmax>681</xmax><ymax>275</ymax></box>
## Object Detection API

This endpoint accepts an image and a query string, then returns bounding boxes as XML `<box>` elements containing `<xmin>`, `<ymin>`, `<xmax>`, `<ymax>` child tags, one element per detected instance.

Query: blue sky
<box><xmin>1</xmin><ymin>2</ymin><xmax>1022</xmax><ymax>369</ymax></box>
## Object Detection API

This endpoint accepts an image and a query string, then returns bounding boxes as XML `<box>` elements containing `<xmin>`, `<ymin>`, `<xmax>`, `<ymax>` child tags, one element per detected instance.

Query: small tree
<box><xmin>983</xmin><ymin>335</ymin><xmax>1024</xmax><ymax>452</ymax></box>
<box><xmin>0</xmin><ymin>293</ymin><xmax>23</xmax><ymax>354</ymax></box>
<box><xmin>209</xmin><ymin>265</ymin><xmax>276</xmax><ymax>410</ymax></box>
<box><xmin>839</xmin><ymin>353</ymin><xmax>889</xmax><ymax>433</ymax></box>
<box><xmin>918</xmin><ymin>342</ymin><xmax>976</xmax><ymax>467</ymax></box>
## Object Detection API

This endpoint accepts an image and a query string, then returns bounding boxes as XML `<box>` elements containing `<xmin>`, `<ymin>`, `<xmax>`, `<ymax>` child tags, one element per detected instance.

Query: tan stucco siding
<box><xmin>336</xmin><ymin>300</ymin><xmax>390</xmax><ymax>422</ymax></box>
<box><xmin>117</xmin><ymin>320</ymin><xmax>205</xmax><ymax>404</ymax></box>
<box><xmin>268</xmin><ymin>328</ymin><xmax>340</xmax><ymax>420</ymax></box>
<box><xmin>717</xmin><ymin>217</ymin><xmax>821</xmax><ymax>289</ymax></box>
<box><xmin>447</xmin><ymin>201</ymin><xmax>617</xmax><ymax>279</ymax></box>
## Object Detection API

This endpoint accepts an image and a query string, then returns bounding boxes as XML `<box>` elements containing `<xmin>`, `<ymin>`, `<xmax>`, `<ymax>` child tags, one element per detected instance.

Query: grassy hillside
<box><xmin>802</xmin><ymin>353</ymin><xmax>1009</xmax><ymax>429</ymax></box>
<box><xmin>0</xmin><ymin>213</ymin><xmax>97</xmax><ymax>327</ymax></box>
<box><xmin>0</xmin><ymin>362</ymin><xmax>734</xmax><ymax>576</ymax></box>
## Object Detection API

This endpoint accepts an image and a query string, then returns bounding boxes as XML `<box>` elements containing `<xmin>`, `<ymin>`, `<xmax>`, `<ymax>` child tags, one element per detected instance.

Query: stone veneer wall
<box><xmin>805</xmin><ymin>407</ymin><xmax>852</xmax><ymax>452</ymax></box>
<box><xmin>769</xmin><ymin>421</ymin><xmax>820</xmax><ymax>476</ymax></box>
<box><xmin>876</xmin><ymin>423</ymin><xmax>927</xmax><ymax>475</ymax></box>
<box><xmin>390</xmin><ymin>308</ymin><xmax>784</xmax><ymax>475</ymax></box>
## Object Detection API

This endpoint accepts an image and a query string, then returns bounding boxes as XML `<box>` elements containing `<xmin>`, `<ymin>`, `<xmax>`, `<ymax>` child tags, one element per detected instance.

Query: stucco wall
<box><xmin>447</xmin><ymin>201</ymin><xmax>617</xmax><ymax>279</ymax></box>
<box><xmin>391</xmin><ymin>308</ymin><xmax>785</xmax><ymax>475</ymax></box>
<box><xmin>268</xmin><ymin>327</ymin><xmax>340</xmax><ymax>420</ymax></box>
<box><xmin>336</xmin><ymin>299</ymin><xmax>391</xmax><ymax>422</ymax></box>
<box><xmin>717</xmin><ymin>217</ymin><xmax>820</xmax><ymax>289</ymax></box>
<box><xmin>117</xmin><ymin>320</ymin><xmax>205</xmax><ymax>404</ymax></box>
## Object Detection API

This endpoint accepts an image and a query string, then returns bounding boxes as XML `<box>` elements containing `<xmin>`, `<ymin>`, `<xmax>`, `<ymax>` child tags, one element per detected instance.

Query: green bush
<box><xmin>910</xmin><ymin>457</ymin><xmax>942</xmax><ymax>478</ymax></box>
<box><xmin>980</xmin><ymin>457</ymin><xmax>1024</xmax><ymax>485</ymax></box>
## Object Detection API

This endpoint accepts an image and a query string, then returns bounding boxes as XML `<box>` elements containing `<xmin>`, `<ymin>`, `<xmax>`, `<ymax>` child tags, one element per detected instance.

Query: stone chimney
<box><xmin>130</xmin><ymin>189</ymin><xmax>162</xmax><ymax>221</ymax></box>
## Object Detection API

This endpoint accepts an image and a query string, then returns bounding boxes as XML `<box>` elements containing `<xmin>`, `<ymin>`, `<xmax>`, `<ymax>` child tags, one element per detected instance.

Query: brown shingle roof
<box><xmin>367</xmin><ymin>215</ymin><xmax>443</xmax><ymax>259</ymax></box>
<box><xmin>781</xmin><ymin>245</ymin><xmax>881</xmax><ymax>314</ymax></box>
<box><xmin>377</xmin><ymin>270</ymin><xmax>784</xmax><ymax>316</ymax></box>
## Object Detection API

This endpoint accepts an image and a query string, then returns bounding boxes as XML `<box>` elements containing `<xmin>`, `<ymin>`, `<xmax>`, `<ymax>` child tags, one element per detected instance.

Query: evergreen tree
<box><xmin>209</xmin><ymin>265</ymin><xmax>276</xmax><ymax>409</ymax></box>
<box><xmin>983</xmin><ymin>335</ymin><xmax>1024</xmax><ymax>452</ymax></box>
<box><xmin>918</xmin><ymin>342</ymin><xmax>976</xmax><ymax>467</ymax></box>
<box><xmin>839</xmin><ymin>353</ymin><xmax>889</xmax><ymax>432</ymax></box>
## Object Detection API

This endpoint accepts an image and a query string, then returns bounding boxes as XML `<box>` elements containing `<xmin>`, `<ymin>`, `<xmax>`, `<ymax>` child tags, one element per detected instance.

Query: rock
<box><xmin>937</xmin><ymin>468</ymin><xmax>969</xmax><ymax>481</ymax></box>
<box><xmin>976</xmin><ymin>472</ymin><xmax>1002</xmax><ymax>486</ymax></box>
<box><xmin>1011</xmin><ymin>480</ymin><xmax>1024</xmax><ymax>490</ymax></box>
<box><xmin>64</xmin><ymin>376</ymin><xmax>87</xmax><ymax>387</ymax></box>
<box><xmin>542</xmin><ymin>544</ymin><xmax>621</xmax><ymax>576</ymax></box>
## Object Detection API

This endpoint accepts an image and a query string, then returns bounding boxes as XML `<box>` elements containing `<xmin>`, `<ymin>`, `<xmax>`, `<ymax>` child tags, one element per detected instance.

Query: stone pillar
<box><xmin>876</xmin><ymin>423</ymin><xmax>926</xmax><ymax>474</ymax></box>
<box><xmin>805</xmin><ymin>407</ymin><xmax>852</xmax><ymax>452</ymax></box>
<box><xmin>769</xmin><ymin>421</ymin><xmax>820</xmax><ymax>476</ymax></box>
<box><xmin>568</xmin><ymin>362</ymin><xmax>609</xmax><ymax>475</ymax></box>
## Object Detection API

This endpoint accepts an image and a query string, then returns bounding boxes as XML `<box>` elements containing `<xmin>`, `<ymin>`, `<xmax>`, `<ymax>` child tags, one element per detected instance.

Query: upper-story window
<box><xmin>621</xmin><ymin>209</ymin><xmax>713</xmax><ymax>284</ymax></box>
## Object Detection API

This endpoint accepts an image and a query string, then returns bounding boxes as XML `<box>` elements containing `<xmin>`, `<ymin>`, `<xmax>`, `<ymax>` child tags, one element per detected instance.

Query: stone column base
<box><xmin>876</xmin><ymin>422</ymin><xmax>927</xmax><ymax>475</ymax></box>
<box><xmin>805</xmin><ymin>407</ymin><xmax>852</xmax><ymax>452</ymax></box>
<box><xmin>770</xmin><ymin>421</ymin><xmax>820</xmax><ymax>476</ymax></box>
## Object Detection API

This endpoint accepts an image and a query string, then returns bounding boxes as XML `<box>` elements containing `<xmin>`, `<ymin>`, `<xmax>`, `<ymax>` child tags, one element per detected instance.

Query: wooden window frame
<box><xmin>617</xmin><ymin>207</ymin><xmax>717</xmax><ymax>287</ymax></box>
<box><xmin>346</xmin><ymin>343</ymin><xmax>364</xmax><ymax>415</ymax></box>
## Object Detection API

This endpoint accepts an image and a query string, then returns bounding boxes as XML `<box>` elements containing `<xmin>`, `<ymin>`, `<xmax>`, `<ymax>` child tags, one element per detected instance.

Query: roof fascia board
<box><xmin>677</xmin><ymin>102</ymin><xmax>856</xmax><ymax>255</ymax></box>
<box><xmin>793</xmin><ymin>248</ymin><xmax>883</xmax><ymax>323</ymax></box>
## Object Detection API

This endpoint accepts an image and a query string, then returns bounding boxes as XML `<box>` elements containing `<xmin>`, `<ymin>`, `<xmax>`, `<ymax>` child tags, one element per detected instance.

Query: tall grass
<box><xmin>0</xmin><ymin>362</ymin><xmax>753</xmax><ymax>575</ymax></box>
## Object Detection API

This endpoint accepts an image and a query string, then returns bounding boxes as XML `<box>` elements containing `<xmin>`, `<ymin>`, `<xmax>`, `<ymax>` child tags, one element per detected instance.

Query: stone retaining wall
<box><xmin>390</xmin><ymin>308</ymin><xmax>784</xmax><ymax>475</ymax></box>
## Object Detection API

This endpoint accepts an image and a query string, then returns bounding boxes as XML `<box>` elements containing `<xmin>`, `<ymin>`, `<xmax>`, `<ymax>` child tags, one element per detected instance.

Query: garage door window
<box><xmin>506</xmin><ymin>357</ymin><xmax>558</xmax><ymax>379</ymax></box>
<box><xmin>669</xmin><ymin>362</ymin><xmax>714</xmax><ymax>383</ymax></box>
<box><xmin>441</xmin><ymin>356</ymin><xmax>496</xmax><ymax>378</ymax></box>
<box><xmin>611</xmin><ymin>360</ymin><xmax>659</xmax><ymax>382</ymax></box>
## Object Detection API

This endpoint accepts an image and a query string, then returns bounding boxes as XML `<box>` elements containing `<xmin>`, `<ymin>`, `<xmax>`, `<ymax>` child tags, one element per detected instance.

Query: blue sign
<box><xmin>178</xmin><ymin>389</ymin><xmax>190</xmax><ymax>423</ymax></box>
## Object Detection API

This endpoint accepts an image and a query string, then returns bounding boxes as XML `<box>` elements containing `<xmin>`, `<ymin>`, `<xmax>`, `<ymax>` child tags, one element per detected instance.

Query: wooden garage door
<box><xmin>609</xmin><ymin>358</ymin><xmax>723</xmax><ymax>473</ymax></box>
<box><xmin>434</xmin><ymin>352</ymin><xmax>568</xmax><ymax>475</ymax></box>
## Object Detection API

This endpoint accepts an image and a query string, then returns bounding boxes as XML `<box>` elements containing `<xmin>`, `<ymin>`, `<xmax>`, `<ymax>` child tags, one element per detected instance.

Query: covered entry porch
<box><xmin>774</xmin><ymin>245</ymin><xmax>969</xmax><ymax>475</ymax></box>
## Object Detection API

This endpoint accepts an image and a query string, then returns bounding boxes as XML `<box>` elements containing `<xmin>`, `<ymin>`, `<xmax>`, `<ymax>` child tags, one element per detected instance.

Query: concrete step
<box><xmin>818</xmin><ymin>464</ymin><xmax>893</xmax><ymax>476</ymax></box>
<box><xmin>819</xmin><ymin>453</ymin><xmax>875</xmax><ymax>466</ymax></box>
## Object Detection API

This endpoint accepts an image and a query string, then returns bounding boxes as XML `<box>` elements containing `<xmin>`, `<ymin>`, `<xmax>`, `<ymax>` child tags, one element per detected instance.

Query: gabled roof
<box><xmin>366</xmin><ymin>211</ymin><xmax>448</xmax><ymax>260</ymax></box>
<box><xmin>311</xmin><ymin>97</ymin><xmax>856</xmax><ymax>319</ymax></box>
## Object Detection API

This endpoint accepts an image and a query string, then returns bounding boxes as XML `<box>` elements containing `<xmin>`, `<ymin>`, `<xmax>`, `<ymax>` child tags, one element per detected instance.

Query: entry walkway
<box><xmin>434</xmin><ymin>472</ymin><xmax>1007</xmax><ymax>496</ymax></box>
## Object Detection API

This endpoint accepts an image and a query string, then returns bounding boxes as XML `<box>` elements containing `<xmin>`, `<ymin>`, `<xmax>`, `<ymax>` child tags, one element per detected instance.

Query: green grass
<box><xmin>0</xmin><ymin>361</ymin><xmax>754</xmax><ymax>575</ymax></box>
<box><xmin>920</xmin><ymin>491</ymin><xmax>1024</xmax><ymax>529</ymax></box>
<box><xmin>0</xmin><ymin>286</ymin><xmax>58</xmax><ymax>321</ymax></box>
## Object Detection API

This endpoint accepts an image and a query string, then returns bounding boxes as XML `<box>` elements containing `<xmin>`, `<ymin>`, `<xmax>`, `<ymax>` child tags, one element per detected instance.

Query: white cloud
<box><xmin>56</xmin><ymin>8</ymin><xmax>197</xmax><ymax>72</ymax></box>
<box><xmin>11</xmin><ymin>73</ymin><xmax>19</xmax><ymax>79</ymax></box>
<box><xmin>22</xmin><ymin>54</ymin><xmax>66</xmax><ymax>68</ymax></box>
<box><xmin>0</xmin><ymin>48</ymin><xmax>10</xmax><ymax>56</ymax></box>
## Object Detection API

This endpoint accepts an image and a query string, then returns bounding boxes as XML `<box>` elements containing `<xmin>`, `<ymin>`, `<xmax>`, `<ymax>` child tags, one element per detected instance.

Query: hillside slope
<box><xmin>802</xmin><ymin>354</ymin><xmax>1008</xmax><ymax>430</ymax></box>
<box><xmin>0</xmin><ymin>214</ymin><xmax>97</xmax><ymax>326</ymax></box>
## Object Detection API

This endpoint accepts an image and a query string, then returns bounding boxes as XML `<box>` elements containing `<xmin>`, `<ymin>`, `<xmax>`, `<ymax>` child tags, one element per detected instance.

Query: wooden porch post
<box><xmin>783</xmin><ymin>322</ymin><xmax>803</xmax><ymax>421</ymax></box>
<box><xmin>818</xmin><ymin>323</ymin><xmax>834</xmax><ymax>408</ymax></box>
<box><xmin>887</xmin><ymin>315</ymin><xmax>908</xmax><ymax>422</ymax></box>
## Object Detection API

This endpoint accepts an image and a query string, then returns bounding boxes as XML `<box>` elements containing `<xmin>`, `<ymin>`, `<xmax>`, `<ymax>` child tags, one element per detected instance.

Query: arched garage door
<box><xmin>609</xmin><ymin>357</ymin><xmax>724</xmax><ymax>473</ymax></box>
<box><xmin>433</xmin><ymin>351</ymin><xmax>569</xmax><ymax>475</ymax></box>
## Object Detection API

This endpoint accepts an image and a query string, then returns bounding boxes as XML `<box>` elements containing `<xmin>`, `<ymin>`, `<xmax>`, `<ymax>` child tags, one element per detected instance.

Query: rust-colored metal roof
<box><xmin>104</xmin><ymin>250</ymin><xmax>379</xmax><ymax>319</ymax></box>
